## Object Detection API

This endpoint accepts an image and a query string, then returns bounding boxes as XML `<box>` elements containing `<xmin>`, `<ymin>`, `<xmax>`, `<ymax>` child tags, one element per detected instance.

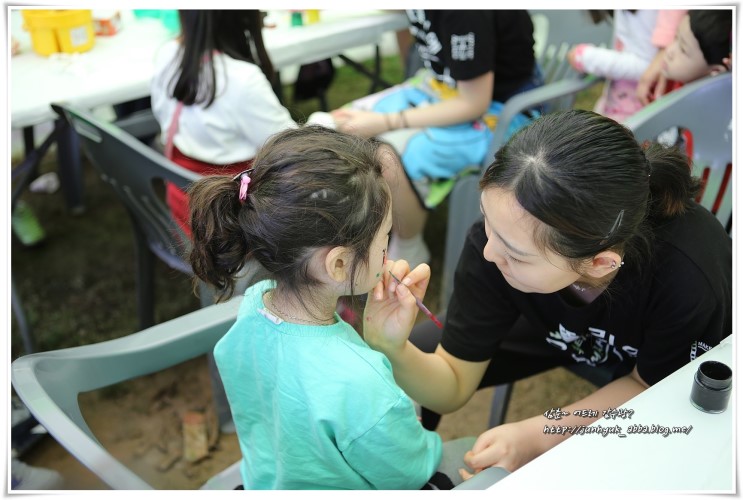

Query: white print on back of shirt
<box><xmin>690</xmin><ymin>341</ymin><xmax>712</xmax><ymax>360</ymax></box>
<box><xmin>450</xmin><ymin>32</ymin><xmax>475</xmax><ymax>61</ymax></box>
<box><xmin>547</xmin><ymin>323</ymin><xmax>638</xmax><ymax>366</ymax></box>
<box><xmin>407</xmin><ymin>10</ymin><xmax>430</xmax><ymax>30</ymax></box>
<box><xmin>424</xmin><ymin>32</ymin><xmax>442</xmax><ymax>56</ymax></box>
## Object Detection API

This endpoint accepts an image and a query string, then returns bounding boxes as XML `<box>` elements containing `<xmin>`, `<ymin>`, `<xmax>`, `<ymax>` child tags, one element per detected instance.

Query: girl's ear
<box><xmin>584</xmin><ymin>250</ymin><xmax>624</xmax><ymax>279</ymax></box>
<box><xmin>324</xmin><ymin>246</ymin><xmax>353</xmax><ymax>283</ymax></box>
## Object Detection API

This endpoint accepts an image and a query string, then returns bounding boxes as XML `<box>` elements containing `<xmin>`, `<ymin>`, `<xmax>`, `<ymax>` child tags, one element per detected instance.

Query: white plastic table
<box><xmin>487</xmin><ymin>335</ymin><xmax>735</xmax><ymax>491</ymax></box>
<box><xmin>9</xmin><ymin>9</ymin><xmax>409</xmax><ymax>211</ymax></box>
<box><xmin>10</xmin><ymin>9</ymin><xmax>408</xmax><ymax>129</ymax></box>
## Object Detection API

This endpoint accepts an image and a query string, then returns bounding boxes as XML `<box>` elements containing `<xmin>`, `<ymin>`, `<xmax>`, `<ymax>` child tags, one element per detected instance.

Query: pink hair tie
<box><xmin>233</xmin><ymin>168</ymin><xmax>255</xmax><ymax>204</ymax></box>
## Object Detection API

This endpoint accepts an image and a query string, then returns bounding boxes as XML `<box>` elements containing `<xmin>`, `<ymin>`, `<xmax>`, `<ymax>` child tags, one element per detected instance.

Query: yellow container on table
<box><xmin>305</xmin><ymin>10</ymin><xmax>321</xmax><ymax>24</ymax></box>
<box><xmin>21</xmin><ymin>10</ymin><xmax>96</xmax><ymax>56</ymax></box>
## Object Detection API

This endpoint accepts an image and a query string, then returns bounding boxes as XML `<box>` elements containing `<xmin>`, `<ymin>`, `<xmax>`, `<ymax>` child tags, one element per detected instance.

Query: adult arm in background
<box><xmin>636</xmin><ymin>10</ymin><xmax>687</xmax><ymax>105</ymax></box>
<box><xmin>330</xmin><ymin>71</ymin><xmax>494</xmax><ymax>138</ymax></box>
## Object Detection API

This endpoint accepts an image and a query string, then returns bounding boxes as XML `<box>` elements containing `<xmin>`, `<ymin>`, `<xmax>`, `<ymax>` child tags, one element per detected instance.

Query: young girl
<box><xmin>661</xmin><ymin>10</ymin><xmax>732</xmax><ymax>84</ymax></box>
<box><xmin>655</xmin><ymin>10</ymin><xmax>732</xmax><ymax>154</ymax></box>
<box><xmin>151</xmin><ymin>10</ymin><xmax>328</xmax><ymax>237</ymax></box>
<box><xmin>568</xmin><ymin>10</ymin><xmax>661</xmax><ymax>122</ymax></box>
<box><xmin>188</xmin><ymin>126</ymin><xmax>465</xmax><ymax>489</ymax></box>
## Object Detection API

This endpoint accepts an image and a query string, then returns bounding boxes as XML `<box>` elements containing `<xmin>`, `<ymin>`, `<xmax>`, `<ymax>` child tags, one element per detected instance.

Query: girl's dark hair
<box><xmin>689</xmin><ymin>10</ymin><xmax>733</xmax><ymax>66</ymax></box>
<box><xmin>171</xmin><ymin>10</ymin><xmax>274</xmax><ymax>107</ymax></box>
<box><xmin>188</xmin><ymin>126</ymin><xmax>391</xmax><ymax>305</ymax></box>
<box><xmin>480</xmin><ymin>110</ymin><xmax>702</xmax><ymax>269</ymax></box>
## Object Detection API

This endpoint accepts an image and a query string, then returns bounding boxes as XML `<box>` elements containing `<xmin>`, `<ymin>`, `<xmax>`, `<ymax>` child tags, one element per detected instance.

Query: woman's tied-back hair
<box><xmin>689</xmin><ymin>10</ymin><xmax>733</xmax><ymax>67</ymax></box>
<box><xmin>480</xmin><ymin>110</ymin><xmax>702</xmax><ymax>268</ymax></box>
<box><xmin>188</xmin><ymin>125</ymin><xmax>391</xmax><ymax>303</ymax></box>
<box><xmin>172</xmin><ymin>10</ymin><xmax>274</xmax><ymax>107</ymax></box>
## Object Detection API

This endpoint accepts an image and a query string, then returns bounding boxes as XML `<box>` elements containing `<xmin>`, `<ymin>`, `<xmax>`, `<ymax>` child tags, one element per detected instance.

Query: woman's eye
<box><xmin>505</xmin><ymin>252</ymin><xmax>524</xmax><ymax>264</ymax></box>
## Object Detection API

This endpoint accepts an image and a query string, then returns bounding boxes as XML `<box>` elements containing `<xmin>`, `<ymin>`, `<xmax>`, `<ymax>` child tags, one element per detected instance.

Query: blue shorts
<box><xmin>348</xmin><ymin>68</ymin><xmax>543</xmax><ymax>208</ymax></box>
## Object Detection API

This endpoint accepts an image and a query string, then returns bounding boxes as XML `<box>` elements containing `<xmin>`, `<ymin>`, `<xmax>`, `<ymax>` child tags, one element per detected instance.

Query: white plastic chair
<box><xmin>10</xmin><ymin>298</ymin><xmax>244</xmax><ymax>490</ymax></box>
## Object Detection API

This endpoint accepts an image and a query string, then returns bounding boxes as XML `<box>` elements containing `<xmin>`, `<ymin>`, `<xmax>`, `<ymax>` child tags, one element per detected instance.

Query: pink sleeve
<box><xmin>652</xmin><ymin>10</ymin><xmax>687</xmax><ymax>48</ymax></box>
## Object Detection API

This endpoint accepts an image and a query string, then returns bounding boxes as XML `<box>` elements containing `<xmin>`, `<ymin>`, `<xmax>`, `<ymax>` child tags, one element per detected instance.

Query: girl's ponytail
<box><xmin>188</xmin><ymin>175</ymin><xmax>250</xmax><ymax>301</ymax></box>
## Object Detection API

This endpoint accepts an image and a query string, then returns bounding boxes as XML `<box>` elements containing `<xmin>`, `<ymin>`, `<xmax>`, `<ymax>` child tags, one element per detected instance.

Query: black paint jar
<box><xmin>690</xmin><ymin>360</ymin><xmax>732</xmax><ymax>413</ymax></box>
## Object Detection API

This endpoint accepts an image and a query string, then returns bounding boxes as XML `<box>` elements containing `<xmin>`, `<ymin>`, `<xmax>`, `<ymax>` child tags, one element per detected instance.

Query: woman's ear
<box><xmin>324</xmin><ymin>246</ymin><xmax>353</xmax><ymax>283</ymax></box>
<box><xmin>584</xmin><ymin>250</ymin><xmax>624</xmax><ymax>279</ymax></box>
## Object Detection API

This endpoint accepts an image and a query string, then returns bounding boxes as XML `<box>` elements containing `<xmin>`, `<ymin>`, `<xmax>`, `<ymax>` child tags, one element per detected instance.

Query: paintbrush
<box><xmin>388</xmin><ymin>271</ymin><xmax>443</xmax><ymax>329</ymax></box>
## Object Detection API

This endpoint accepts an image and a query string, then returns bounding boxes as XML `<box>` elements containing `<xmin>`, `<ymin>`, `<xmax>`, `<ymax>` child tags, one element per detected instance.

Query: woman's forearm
<box><xmin>380</xmin><ymin>341</ymin><xmax>489</xmax><ymax>414</ymax></box>
<box><xmin>533</xmin><ymin>369</ymin><xmax>648</xmax><ymax>454</ymax></box>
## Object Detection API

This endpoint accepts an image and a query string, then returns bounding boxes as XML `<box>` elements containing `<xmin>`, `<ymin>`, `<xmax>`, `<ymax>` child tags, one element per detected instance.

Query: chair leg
<box><xmin>488</xmin><ymin>383</ymin><xmax>514</xmax><ymax>429</ymax></box>
<box><xmin>11</xmin><ymin>277</ymin><xmax>35</xmax><ymax>354</ymax></box>
<box><xmin>55</xmin><ymin>116</ymin><xmax>85</xmax><ymax>215</ymax></box>
<box><xmin>133</xmin><ymin>226</ymin><xmax>156</xmax><ymax>330</ymax></box>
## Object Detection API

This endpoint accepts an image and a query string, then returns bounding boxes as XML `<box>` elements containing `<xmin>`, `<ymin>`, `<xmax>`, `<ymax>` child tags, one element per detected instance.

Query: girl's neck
<box><xmin>264</xmin><ymin>289</ymin><xmax>338</xmax><ymax>326</ymax></box>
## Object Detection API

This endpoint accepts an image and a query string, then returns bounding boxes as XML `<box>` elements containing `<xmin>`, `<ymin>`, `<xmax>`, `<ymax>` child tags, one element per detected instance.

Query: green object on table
<box><xmin>12</xmin><ymin>201</ymin><xmax>45</xmax><ymax>247</ymax></box>
<box><xmin>133</xmin><ymin>9</ymin><xmax>180</xmax><ymax>35</ymax></box>
<box><xmin>291</xmin><ymin>11</ymin><xmax>303</xmax><ymax>26</ymax></box>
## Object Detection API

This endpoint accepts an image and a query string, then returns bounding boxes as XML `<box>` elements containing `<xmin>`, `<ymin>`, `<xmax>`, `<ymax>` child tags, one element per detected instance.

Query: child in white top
<box><xmin>568</xmin><ymin>10</ymin><xmax>659</xmax><ymax>121</ymax></box>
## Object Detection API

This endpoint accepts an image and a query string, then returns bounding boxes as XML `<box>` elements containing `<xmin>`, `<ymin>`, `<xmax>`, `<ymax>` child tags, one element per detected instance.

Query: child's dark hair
<box><xmin>188</xmin><ymin>126</ymin><xmax>391</xmax><ymax>306</ymax></box>
<box><xmin>172</xmin><ymin>10</ymin><xmax>274</xmax><ymax>107</ymax></box>
<box><xmin>480</xmin><ymin>110</ymin><xmax>702</xmax><ymax>270</ymax></box>
<box><xmin>689</xmin><ymin>10</ymin><xmax>732</xmax><ymax>66</ymax></box>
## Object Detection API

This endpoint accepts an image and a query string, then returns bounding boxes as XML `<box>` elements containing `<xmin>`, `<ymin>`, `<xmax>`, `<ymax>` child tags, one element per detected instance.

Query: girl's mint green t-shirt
<box><xmin>214</xmin><ymin>280</ymin><xmax>442</xmax><ymax>489</ymax></box>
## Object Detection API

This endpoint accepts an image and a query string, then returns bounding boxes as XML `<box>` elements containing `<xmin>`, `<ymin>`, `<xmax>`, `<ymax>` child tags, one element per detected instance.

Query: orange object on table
<box><xmin>93</xmin><ymin>10</ymin><xmax>122</xmax><ymax>36</ymax></box>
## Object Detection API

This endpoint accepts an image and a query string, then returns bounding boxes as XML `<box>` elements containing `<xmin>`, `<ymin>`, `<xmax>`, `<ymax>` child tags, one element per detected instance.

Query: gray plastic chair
<box><xmin>11</xmin><ymin>298</ymin><xmax>243</xmax><ymax>490</ymax></box>
<box><xmin>52</xmin><ymin>103</ymin><xmax>200</xmax><ymax>329</ymax></box>
<box><xmin>52</xmin><ymin>103</ymin><xmax>245</xmax><ymax>432</ymax></box>
<box><xmin>624</xmin><ymin>72</ymin><xmax>732</xmax><ymax>233</ymax></box>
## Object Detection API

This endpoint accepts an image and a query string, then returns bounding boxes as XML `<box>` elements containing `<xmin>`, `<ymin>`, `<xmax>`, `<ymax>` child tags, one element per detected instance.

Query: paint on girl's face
<box><xmin>376</xmin><ymin>249</ymin><xmax>387</xmax><ymax>278</ymax></box>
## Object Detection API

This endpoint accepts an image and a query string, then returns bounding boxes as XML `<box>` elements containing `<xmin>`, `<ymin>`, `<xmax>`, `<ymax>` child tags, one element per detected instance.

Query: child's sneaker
<box><xmin>11</xmin><ymin>201</ymin><xmax>45</xmax><ymax>246</ymax></box>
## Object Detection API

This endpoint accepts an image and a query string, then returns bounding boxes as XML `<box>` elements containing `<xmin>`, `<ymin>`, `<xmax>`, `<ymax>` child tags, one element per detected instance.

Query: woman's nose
<box><xmin>483</xmin><ymin>239</ymin><xmax>506</xmax><ymax>265</ymax></box>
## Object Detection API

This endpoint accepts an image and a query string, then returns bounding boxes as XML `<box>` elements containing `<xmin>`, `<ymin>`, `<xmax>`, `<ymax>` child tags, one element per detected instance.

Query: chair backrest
<box><xmin>623</xmin><ymin>72</ymin><xmax>733</xmax><ymax>233</ymax></box>
<box><xmin>54</xmin><ymin>103</ymin><xmax>200</xmax><ymax>274</ymax></box>
<box><xmin>530</xmin><ymin>9</ymin><xmax>613</xmax><ymax>111</ymax></box>
<box><xmin>10</xmin><ymin>298</ymin><xmax>242</xmax><ymax>489</ymax></box>
<box><xmin>440</xmin><ymin>10</ymin><xmax>613</xmax><ymax>308</ymax></box>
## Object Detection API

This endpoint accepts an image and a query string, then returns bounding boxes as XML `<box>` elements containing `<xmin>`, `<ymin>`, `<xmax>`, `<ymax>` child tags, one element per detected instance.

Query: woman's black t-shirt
<box><xmin>443</xmin><ymin>203</ymin><xmax>732</xmax><ymax>386</ymax></box>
